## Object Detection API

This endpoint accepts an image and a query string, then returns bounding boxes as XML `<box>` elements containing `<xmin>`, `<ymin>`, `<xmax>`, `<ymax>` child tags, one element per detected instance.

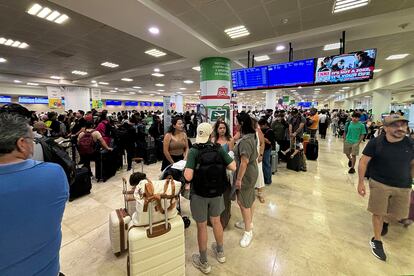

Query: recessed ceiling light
<box><xmin>314</xmin><ymin>88</ymin><xmax>321</xmax><ymax>91</ymax></box>
<box><xmin>14</xmin><ymin>80</ymin><xmax>21</xmax><ymax>83</ymax></box>
<box><xmin>183</xmin><ymin>80</ymin><xmax>194</xmax><ymax>84</ymax></box>
<box><xmin>192</xmin><ymin>66</ymin><xmax>201</xmax><ymax>71</ymax></box>
<box><xmin>290</xmin><ymin>89</ymin><xmax>296</xmax><ymax>92</ymax></box>
<box><xmin>276</xmin><ymin>45</ymin><xmax>285</xmax><ymax>51</ymax></box>
<box><xmin>339</xmin><ymin>89</ymin><xmax>345</xmax><ymax>92</ymax></box>
<box><xmin>91</xmin><ymin>80</ymin><xmax>97</xmax><ymax>83</ymax></box>
<box><xmin>145</xmin><ymin>49</ymin><xmax>166</xmax><ymax>57</ymax></box>
<box><xmin>132</xmin><ymin>86</ymin><xmax>142</xmax><ymax>89</ymax></box>
<box><xmin>109</xmin><ymin>90</ymin><xmax>117</xmax><ymax>93</ymax></box>
<box><xmin>0</xmin><ymin>57</ymin><xmax>7</xmax><ymax>63</ymax></box>
<box><xmin>373</xmin><ymin>69</ymin><xmax>382</xmax><ymax>73</ymax></box>
<box><xmin>342</xmin><ymin>87</ymin><xmax>350</xmax><ymax>89</ymax></box>
<box><xmin>138</xmin><ymin>90</ymin><xmax>143</xmax><ymax>93</ymax></box>
<box><xmin>99</xmin><ymin>82</ymin><xmax>109</xmax><ymax>85</ymax></box>
<box><xmin>333</xmin><ymin>0</ymin><xmax>370</xmax><ymax>14</ymax></box>
<box><xmin>335</xmin><ymin>92</ymin><xmax>340</xmax><ymax>94</ymax></box>
<box><xmin>254</xmin><ymin>55</ymin><xmax>270</xmax><ymax>62</ymax></box>
<box><xmin>121</xmin><ymin>78</ymin><xmax>133</xmax><ymax>82</ymax></box>
<box><xmin>101</xmin><ymin>61</ymin><xmax>119</xmax><ymax>68</ymax></box>
<box><xmin>196</xmin><ymin>90</ymin><xmax>200</xmax><ymax>93</ymax></box>
<box><xmin>386</xmin><ymin>54</ymin><xmax>409</xmax><ymax>60</ymax></box>
<box><xmin>364</xmin><ymin>95</ymin><xmax>371</xmax><ymax>98</ymax></box>
<box><xmin>115</xmin><ymin>88</ymin><xmax>118</xmax><ymax>90</ymax></box>
<box><xmin>129</xmin><ymin>92</ymin><xmax>136</xmax><ymax>95</ymax></box>
<box><xmin>0</xmin><ymin>37</ymin><xmax>29</xmax><ymax>49</ymax></box>
<box><xmin>224</xmin><ymin>25</ymin><xmax>250</xmax><ymax>39</ymax></box>
<box><xmin>27</xmin><ymin>3</ymin><xmax>69</xmax><ymax>24</ymax></box>
<box><xmin>179</xmin><ymin>88</ymin><xmax>187</xmax><ymax>90</ymax></box>
<box><xmin>148</xmin><ymin>27</ymin><xmax>160</xmax><ymax>35</ymax></box>
<box><xmin>157</xmin><ymin>89</ymin><xmax>165</xmax><ymax>92</ymax></box>
<box><xmin>71</xmin><ymin>70</ymin><xmax>88</xmax><ymax>76</ymax></box>
<box><xmin>152</xmin><ymin>73</ymin><xmax>165</xmax><ymax>77</ymax></box>
<box><xmin>153</xmin><ymin>68</ymin><xmax>160</xmax><ymax>72</ymax></box>
<box><xmin>27</xmin><ymin>82</ymin><xmax>39</xmax><ymax>86</ymax></box>
<box><xmin>176</xmin><ymin>91</ymin><xmax>182</xmax><ymax>94</ymax></box>
<box><xmin>155</xmin><ymin>83</ymin><xmax>165</xmax><ymax>87</ymax></box>
<box><xmin>323</xmin><ymin>42</ymin><xmax>341</xmax><ymax>51</ymax></box>
<box><xmin>50</xmin><ymin>76</ymin><xmax>62</xmax><ymax>80</ymax></box>
<box><xmin>149</xmin><ymin>93</ymin><xmax>155</xmax><ymax>96</ymax></box>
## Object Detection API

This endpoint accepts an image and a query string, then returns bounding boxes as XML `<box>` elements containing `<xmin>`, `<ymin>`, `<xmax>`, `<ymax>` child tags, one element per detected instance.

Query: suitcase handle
<box><xmin>147</xmin><ymin>200</ymin><xmax>171</xmax><ymax>238</ymax></box>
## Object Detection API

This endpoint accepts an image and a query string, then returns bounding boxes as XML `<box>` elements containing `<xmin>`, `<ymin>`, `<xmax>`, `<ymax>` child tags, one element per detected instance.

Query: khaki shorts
<box><xmin>368</xmin><ymin>179</ymin><xmax>411</xmax><ymax>220</ymax></box>
<box><xmin>190</xmin><ymin>194</ymin><xmax>224</xmax><ymax>223</ymax></box>
<box><xmin>343</xmin><ymin>141</ymin><xmax>360</xmax><ymax>156</ymax></box>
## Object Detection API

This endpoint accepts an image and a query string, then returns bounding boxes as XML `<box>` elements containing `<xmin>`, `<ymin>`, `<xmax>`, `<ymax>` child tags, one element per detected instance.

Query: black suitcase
<box><xmin>96</xmin><ymin>150</ymin><xmax>117</xmax><ymax>182</ymax></box>
<box><xmin>306</xmin><ymin>139</ymin><xmax>319</xmax><ymax>160</ymax></box>
<box><xmin>69</xmin><ymin>167</ymin><xmax>92</xmax><ymax>201</ymax></box>
<box><xmin>286</xmin><ymin>152</ymin><xmax>302</xmax><ymax>172</ymax></box>
<box><xmin>208</xmin><ymin>184</ymin><xmax>231</xmax><ymax>229</ymax></box>
<box><xmin>144</xmin><ymin>147</ymin><xmax>157</xmax><ymax>165</ymax></box>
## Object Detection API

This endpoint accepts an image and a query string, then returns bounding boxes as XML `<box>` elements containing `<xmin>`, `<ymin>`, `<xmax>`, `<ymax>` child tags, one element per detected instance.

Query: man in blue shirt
<box><xmin>0</xmin><ymin>113</ymin><xmax>69</xmax><ymax>276</ymax></box>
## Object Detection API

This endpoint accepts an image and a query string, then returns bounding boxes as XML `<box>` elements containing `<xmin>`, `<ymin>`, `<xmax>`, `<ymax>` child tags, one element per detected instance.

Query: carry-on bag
<box><xmin>69</xmin><ymin>166</ymin><xmax>92</xmax><ymax>201</ymax></box>
<box><xmin>286</xmin><ymin>153</ymin><xmax>301</xmax><ymax>172</ymax></box>
<box><xmin>96</xmin><ymin>149</ymin><xmax>117</xmax><ymax>182</ymax></box>
<box><xmin>305</xmin><ymin>139</ymin><xmax>319</xmax><ymax>160</ymax></box>
<box><xmin>127</xmin><ymin>200</ymin><xmax>185</xmax><ymax>276</ymax></box>
<box><xmin>131</xmin><ymin>176</ymin><xmax>181</xmax><ymax>226</ymax></box>
<box><xmin>109</xmin><ymin>208</ymin><xmax>131</xmax><ymax>256</ymax></box>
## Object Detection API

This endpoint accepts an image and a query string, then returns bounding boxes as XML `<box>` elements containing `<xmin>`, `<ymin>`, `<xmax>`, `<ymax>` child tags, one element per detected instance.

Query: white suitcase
<box><xmin>128</xmin><ymin>200</ymin><xmax>185</xmax><ymax>276</ymax></box>
<box><xmin>132</xmin><ymin>176</ymin><xmax>181</xmax><ymax>226</ymax></box>
<box><xmin>109</xmin><ymin>208</ymin><xmax>131</xmax><ymax>256</ymax></box>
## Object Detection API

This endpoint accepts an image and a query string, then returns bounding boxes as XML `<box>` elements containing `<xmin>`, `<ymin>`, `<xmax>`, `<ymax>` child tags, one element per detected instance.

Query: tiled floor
<box><xmin>60</xmin><ymin>135</ymin><xmax>414</xmax><ymax>275</ymax></box>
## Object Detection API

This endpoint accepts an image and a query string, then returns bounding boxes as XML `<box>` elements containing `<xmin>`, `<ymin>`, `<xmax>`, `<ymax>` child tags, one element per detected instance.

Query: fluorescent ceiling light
<box><xmin>179</xmin><ymin>88</ymin><xmax>187</xmax><ymax>90</ymax></box>
<box><xmin>71</xmin><ymin>70</ymin><xmax>88</xmax><ymax>75</ymax></box>
<box><xmin>129</xmin><ymin>92</ymin><xmax>136</xmax><ymax>95</ymax></box>
<box><xmin>11</xmin><ymin>41</ymin><xmax>21</xmax><ymax>47</ymax></box>
<box><xmin>314</xmin><ymin>88</ymin><xmax>321</xmax><ymax>91</ymax></box>
<box><xmin>91</xmin><ymin>80</ymin><xmax>97</xmax><ymax>83</ymax></box>
<box><xmin>333</xmin><ymin>0</ymin><xmax>370</xmax><ymax>13</ymax></box>
<box><xmin>148</xmin><ymin>27</ymin><xmax>160</xmax><ymax>35</ymax></box>
<box><xmin>176</xmin><ymin>92</ymin><xmax>182</xmax><ymax>94</ymax></box>
<box><xmin>109</xmin><ymin>90</ymin><xmax>117</xmax><ymax>93</ymax></box>
<box><xmin>323</xmin><ymin>42</ymin><xmax>341</xmax><ymax>51</ymax></box>
<box><xmin>290</xmin><ymin>90</ymin><xmax>296</xmax><ymax>92</ymax></box>
<box><xmin>14</xmin><ymin>80</ymin><xmax>21</xmax><ymax>83</ymax></box>
<box><xmin>386</xmin><ymin>54</ymin><xmax>409</xmax><ymax>60</ymax></box>
<box><xmin>364</xmin><ymin>95</ymin><xmax>371</xmax><ymax>98</ymax></box>
<box><xmin>50</xmin><ymin>76</ymin><xmax>62</xmax><ymax>80</ymax></box>
<box><xmin>121</xmin><ymin>78</ymin><xmax>133</xmax><ymax>82</ymax></box>
<box><xmin>152</xmin><ymin>73</ymin><xmax>164</xmax><ymax>77</ymax></box>
<box><xmin>101</xmin><ymin>61</ymin><xmax>119</xmax><ymax>68</ymax></box>
<box><xmin>276</xmin><ymin>45</ymin><xmax>286</xmax><ymax>51</ymax></box>
<box><xmin>155</xmin><ymin>83</ymin><xmax>165</xmax><ymax>87</ymax></box>
<box><xmin>153</xmin><ymin>68</ymin><xmax>160</xmax><ymax>72</ymax></box>
<box><xmin>132</xmin><ymin>86</ymin><xmax>141</xmax><ymax>89</ymax></box>
<box><xmin>27</xmin><ymin>4</ymin><xmax>69</xmax><ymax>24</ymax></box>
<box><xmin>196</xmin><ymin>90</ymin><xmax>200</xmax><ymax>93</ymax></box>
<box><xmin>254</xmin><ymin>55</ymin><xmax>270</xmax><ymax>62</ymax></box>
<box><xmin>149</xmin><ymin>93</ymin><xmax>155</xmax><ymax>96</ymax></box>
<box><xmin>157</xmin><ymin>89</ymin><xmax>165</xmax><ymax>92</ymax></box>
<box><xmin>0</xmin><ymin>38</ymin><xmax>29</xmax><ymax>49</ymax></box>
<box><xmin>224</xmin><ymin>25</ymin><xmax>250</xmax><ymax>39</ymax></box>
<box><xmin>0</xmin><ymin>57</ymin><xmax>7</xmax><ymax>63</ymax></box>
<box><xmin>339</xmin><ymin>89</ymin><xmax>345</xmax><ymax>92</ymax></box>
<box><xmin>373</xmin><ymin>69</ymin><xmax>382</xmax><ymax>73</ymax></box>
<box><xmin>98</xmin><ymin>82</ymin><xmax>109</xmax><ymax>85</ymax></box>
<box><xmin>192</xmin><ymin>66</ymin><xmax>201</xmax><ymax>71</ymax></box>
<box><xmin>27</xmin><ymin>82</ymin><xmax>39</xmax><ymax>86</ymax></box>
<box><xmin>5</xmin><ymin>39</ymin><xmax>13</xmax><ymax>46</ymax></box>
<box><xmin>115</xmin><ymin>88</ymin><xmax>118</xmax><ymax>90</ymax></box>
<box><xmin>145</xmin><ymin>49</ymin><xmax>166</xmax><ymax>57</ymax></box>
<box><xmin>183</xmin><ymin>80</ymin><xmax>194</xmax><ymax>84</ymax></box>
<box><xmin>18</xmin><ymin>43</ymin><xmax>29</xmax><ymax>49</ymax></box>
<box><xmin>342</xmin><ymin>87</ymin><xmax>350</xmax><ymax>89</ymax></box>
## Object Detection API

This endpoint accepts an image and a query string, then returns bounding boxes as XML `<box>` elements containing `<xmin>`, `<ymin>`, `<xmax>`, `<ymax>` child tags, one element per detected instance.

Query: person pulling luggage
<box><xmin>184</xmin><ymin>123</ymin><xmax>236</xmax><ymax>274</ymax></box>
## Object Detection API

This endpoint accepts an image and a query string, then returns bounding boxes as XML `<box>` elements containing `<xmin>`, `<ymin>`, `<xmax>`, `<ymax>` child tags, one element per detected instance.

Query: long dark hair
<box><xmin>237</xmin><ymin>112</ymin><xmax>255</xmax><ymax>134</ymax></box>
<box><xmin>167</xmin><ymin>116</ymin><xmax>183</xmax><ymax>135</ymax></box>
<box><xmin>214</xmin><ymin>120</ymin><xmax>232</xmax><ymax>141</ymax></box>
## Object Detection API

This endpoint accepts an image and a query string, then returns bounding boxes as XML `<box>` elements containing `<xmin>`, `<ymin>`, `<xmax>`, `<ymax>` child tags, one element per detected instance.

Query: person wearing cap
<box><xmin>184</xmin><ymin>123</ymin><xmax>236</xmax><ymax>274</ymax></box>
<box><xmin>358</xmin><ymin>114</ymin><xmax>414</xmax><ymax>262</ymax></box>
<box><xmin>343</xmin><ymin>112</ymin><xmax>366</xmax><ymax>174</ymax></box>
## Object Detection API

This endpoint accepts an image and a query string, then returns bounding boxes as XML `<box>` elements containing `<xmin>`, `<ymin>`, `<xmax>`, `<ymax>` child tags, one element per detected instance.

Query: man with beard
<box><xmin>358</xmin><ymin>115</ymin><xmax>414</xmax><ymax>262</ymax></box>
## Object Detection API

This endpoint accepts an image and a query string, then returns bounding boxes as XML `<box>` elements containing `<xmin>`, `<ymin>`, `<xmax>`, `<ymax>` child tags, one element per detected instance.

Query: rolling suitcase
<box><xmin>96</xmin><ymin>149</ymin><xmax>117</xmax><ymax>182</ymax></box>
<box><xmin>306</xmin><ymin>139</ymin><xmax>319</xmax><ymax>160</ymax></box>
<box><xmin>109</xmin><ymin>208</ymin><xmax>131</xmax><ymax>256</ymax></box>
<box><xmin>127</xmin><ymin>200</ymin><xmax>185</xmax><ymax>276</ymax></box>
<box><xmin>286</xmin><ymin>152</ymin><xmax>301</xmax><ymax>172</ymax></box>
<box><xmin>69</xmin><ymin>167</ymin><xmax>92</xmax><ymax>201</ymax></box>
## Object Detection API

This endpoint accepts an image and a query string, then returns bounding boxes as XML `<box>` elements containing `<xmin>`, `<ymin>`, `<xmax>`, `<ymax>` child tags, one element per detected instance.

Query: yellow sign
<box><xmin>48</xmin><ymin>98</ymin><xmax>63</xmax><ymax>109</ymax></box>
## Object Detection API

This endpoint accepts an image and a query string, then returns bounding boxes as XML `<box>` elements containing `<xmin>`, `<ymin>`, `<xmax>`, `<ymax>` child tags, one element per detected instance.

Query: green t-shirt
<box><xmin>185</xmin><ymin>142</ymin><xmax>233</xmax><ymax>170</ymax></box>
<box><xmin>345</xmin><ymin>121</ymin><xmax>366</xmax><ymax>144</ymax></box>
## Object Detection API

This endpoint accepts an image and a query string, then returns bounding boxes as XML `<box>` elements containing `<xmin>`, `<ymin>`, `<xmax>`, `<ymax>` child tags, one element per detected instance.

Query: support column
<box><xmin>344</xmin><ymin>99</ymin><xmax>353</xmax><ymax>111</ymax></box>
<box><xmin>64</xmin><ymin>87</ymin><xmax>90</xmax><ymax>112</ymax></box>
<box><xmin>265</xmin><ymin>91</ymin><xmax>277</xmax><ymax>110</ymax></box>
<box><xmin>372</xmin><ymin>90</ymin><xmax>391</xmax><ymax>121</ymax></box>
<box><xmin>200</xmin><ymin>57</ymin><xmax>231</xmax><ymax>124</ymax></box>
<box><xmin>174</xmin><ymin>94</ymin><xmax>184</xmax><ymax>114</ymax></box>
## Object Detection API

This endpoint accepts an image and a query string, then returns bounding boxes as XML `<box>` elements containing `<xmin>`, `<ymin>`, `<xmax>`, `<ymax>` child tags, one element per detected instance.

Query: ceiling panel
<box><xmin>152</xmin><ymin>0</ymin><xmax>192</xmax><ymax>16</ymax></box>
<box><xmin>225</xmin><ymin>0</ymin><xmax>262</xmax><ymax>13</ymax></box>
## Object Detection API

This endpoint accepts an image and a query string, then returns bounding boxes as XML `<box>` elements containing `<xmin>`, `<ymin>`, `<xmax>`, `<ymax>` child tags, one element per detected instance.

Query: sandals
<box><xmin>257</xmin><ymin>192</ymin><xmax>265</xmax><ymax>203</ymax></box>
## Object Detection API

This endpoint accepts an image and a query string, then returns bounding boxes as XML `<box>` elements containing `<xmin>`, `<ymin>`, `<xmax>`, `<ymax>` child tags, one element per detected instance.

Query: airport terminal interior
<box><xmin>1</xmin><ymin>0</ymin><xmax>414</xmax><ymax>275</ymax></box>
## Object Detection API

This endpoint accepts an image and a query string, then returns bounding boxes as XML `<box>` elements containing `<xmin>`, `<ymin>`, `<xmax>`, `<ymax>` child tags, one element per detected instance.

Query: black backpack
<box><xmin>192</xmin><ymin>143</ymin><xmax>227</xmax><ymax>198</ymax></box>
<box><xmin>35</xmin><ymin>137</ymin><xmax>76</xmax><ymax>185</ymax></box>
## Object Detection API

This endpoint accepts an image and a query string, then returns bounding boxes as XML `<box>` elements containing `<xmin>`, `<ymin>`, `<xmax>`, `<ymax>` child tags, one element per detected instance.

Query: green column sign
<box><xmin>210</xmin><ymin>109</ymin><xmax>227</xmax><ymax>122</ymax></box>
<box><xmin>200</xmin><ymin>57</ymin><xmax>231</xmax><ymax>81</ymax></box>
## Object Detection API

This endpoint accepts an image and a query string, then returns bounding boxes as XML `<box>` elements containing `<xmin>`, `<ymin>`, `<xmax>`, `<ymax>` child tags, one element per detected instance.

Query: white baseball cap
<box><xmin>195</xmin><ymin>123</ymin><xmax>213</xmax><ymax>144</ymax></box>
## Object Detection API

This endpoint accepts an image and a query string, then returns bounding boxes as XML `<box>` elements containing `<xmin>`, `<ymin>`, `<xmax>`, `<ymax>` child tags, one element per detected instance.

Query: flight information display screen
<box><xmin>267</xmin><ymin>59</ymin><xmax>315</xmax><ymax>88</ymax></box>
<box><xmin>231</xmin><ymin>66</ymin><xmax>268</xmax><ymax>91</ymax></box>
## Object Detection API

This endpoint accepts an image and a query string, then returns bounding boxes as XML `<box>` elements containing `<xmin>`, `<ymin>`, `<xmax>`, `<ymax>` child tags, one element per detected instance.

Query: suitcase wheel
<box><xmin>183</xmin><ymin>216</ymin><xmax>191</xmax><ymax>228</ymax></box>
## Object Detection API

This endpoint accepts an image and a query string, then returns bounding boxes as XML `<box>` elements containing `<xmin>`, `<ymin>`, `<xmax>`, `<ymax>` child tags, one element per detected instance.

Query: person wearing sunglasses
<box><xmin>358</xmin><ymin>114</ymin><xmax>414</xmax><ymax>262</ymax></box>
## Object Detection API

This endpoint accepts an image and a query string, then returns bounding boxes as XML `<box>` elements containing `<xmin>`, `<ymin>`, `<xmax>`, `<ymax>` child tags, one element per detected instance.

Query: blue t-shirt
<box><xmin>0</xmin><ymin>160</ymin><xmax>69</xmax><ymax>276</ymax></box>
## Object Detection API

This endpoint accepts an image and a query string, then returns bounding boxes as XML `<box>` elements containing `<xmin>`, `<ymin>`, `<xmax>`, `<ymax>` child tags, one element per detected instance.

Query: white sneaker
<box><xmin>234</xmin><ymin>221</ymin><xmax>253</xmax><ymax>230</ymax></box>
<box><xmin>240</xmin><ymin>231</ymin><xmax>253</xmax><ymax>248</ymax></box>
<box><xmin>211</xmin><ymin>242</ymin><xmax>226</xmax><ymax>263</ymax></box>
